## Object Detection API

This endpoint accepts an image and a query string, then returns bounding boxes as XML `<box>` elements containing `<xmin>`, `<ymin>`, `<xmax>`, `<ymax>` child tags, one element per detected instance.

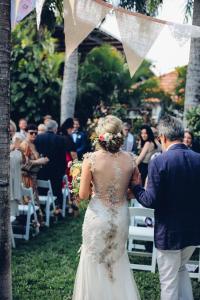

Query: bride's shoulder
<box><xmin>121</xmin><ymin>151</ymin><xmax>137</xmax><ymax>165</ymax></box>
<box><xmin>83</xmin><ymin>152</ymin><xmax>94</xmax><ymax>160</ymax></box>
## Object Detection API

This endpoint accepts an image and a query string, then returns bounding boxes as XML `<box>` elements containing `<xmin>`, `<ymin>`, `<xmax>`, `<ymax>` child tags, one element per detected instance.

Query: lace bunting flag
<box><xmin>115</xmin><ymin>10</ymin><xmax>165</xmax><ymax>77</ymax></box>
<box><xmin>63</xmin><ymin>0</ymin><xmax>111</xmax><ymax>59</ymax></box>
<box><xmin>36</xmin><ymin>0</ymin><xmax>46</xmax><ymax>30</ymax></box>
<box><xmin>11</xmin><ymin>0</ymin><xmax>35</xmax><ymax>29</ymax></box>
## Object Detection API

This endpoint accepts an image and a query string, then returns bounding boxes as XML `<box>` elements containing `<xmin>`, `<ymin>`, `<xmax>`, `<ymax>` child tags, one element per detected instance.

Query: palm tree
<box><xmin>0</xmin><ymin>1</ymin><xmax>12</xmax><ymax>300</ymax></box>
<box><xmin>60</xmin><ymin>0</ymin><xmax>161</xmax><ymax>123</ymax></box>
<box><xmin>184</xmin><ymin>0</ymin><xmax>200</xmax><ymax>123</ymax></box>
<box><xmin>61</xmin><ymin>49</ymin><xmax>78</xmax><ymax>123</ymax></box>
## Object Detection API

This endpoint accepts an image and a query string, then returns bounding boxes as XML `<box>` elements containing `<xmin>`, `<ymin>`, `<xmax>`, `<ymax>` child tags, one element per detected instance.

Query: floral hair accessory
<box><xmin>97</xmin><ymin>131</ymin><xmax>124</xmax><ymax>153</ymax></box>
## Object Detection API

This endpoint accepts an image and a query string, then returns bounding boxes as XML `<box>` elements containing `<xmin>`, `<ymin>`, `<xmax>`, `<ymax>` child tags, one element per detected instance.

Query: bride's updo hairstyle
<box><xmin>96</xmin><ymin>115</ymin><xmax>124</xmax><ymax>153</ymax></box>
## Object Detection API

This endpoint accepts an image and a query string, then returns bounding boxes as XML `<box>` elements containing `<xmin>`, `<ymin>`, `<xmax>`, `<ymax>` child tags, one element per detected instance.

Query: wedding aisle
<box><xmin>12</xmin><ymin>211</ymin><xmax>200</xmax><ymax>300</ymax></box>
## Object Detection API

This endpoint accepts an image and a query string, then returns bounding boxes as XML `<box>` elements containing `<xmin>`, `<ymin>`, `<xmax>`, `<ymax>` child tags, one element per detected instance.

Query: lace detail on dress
<box><xmin>82</xmin><ymin>150</ymin><xmax>134</xmax><ymax>281</ymax></box>
<box><xmin>83</xmin><ymin>152</ymin><xmax>95</xmax><ymax>172</ymax></box>
<box><xmin>83</xmin><ymin>201</ymin><xmax>128</xmax><ymax>282</ymax></box>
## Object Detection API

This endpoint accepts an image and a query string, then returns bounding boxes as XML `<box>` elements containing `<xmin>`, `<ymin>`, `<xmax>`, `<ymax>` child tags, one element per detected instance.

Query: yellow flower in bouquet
<box><xmin>71</xmin><ymin>166</ymin><xmax>81</xmax><ymax>178</ymax></box>
<box><xmin>70</xmin><ymin>160</ymin><xmax>82</xmax><ymax>196</ymax></box>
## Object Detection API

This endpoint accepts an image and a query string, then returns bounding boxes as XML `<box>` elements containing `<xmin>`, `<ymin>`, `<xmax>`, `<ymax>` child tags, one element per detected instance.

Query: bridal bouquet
<box><xmin>70</xmin><ymin>160</ymin><xmax>82</xmax><ymax>197</ymax></box>
<box><xmin>70</xmin><ymin>159</ymin><xmax>90</xmax><ymax>210</ymax></box>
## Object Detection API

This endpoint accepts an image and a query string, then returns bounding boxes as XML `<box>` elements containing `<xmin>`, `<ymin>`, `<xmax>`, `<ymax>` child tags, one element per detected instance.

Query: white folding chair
<box><xmin>128</xmin><ymin>207</ymin><xmax>156</xmax><ymax>273</ymax></box>
<box><xmin>37</xmin><ymin>179</ymin><xmax>56</xmax><ymax>227</ymax></box>
<box><xmin>62</xmin><ymin>175</ymin><xmax>71</xmax><ymax>218</ymax></box>
<box><xmin>188</xmin><ymin>246</ymin><xmax>200</xmax><ymax>281</ymax></box>
<box><xmin>15</xmin><ymin>185</ymin><xmax>40</xmax><ymax>241</ymax></box>
<box><xmin>10</xmin><ymin>216</ymin><xmax>16</xmax><ymax>248</ymax></box>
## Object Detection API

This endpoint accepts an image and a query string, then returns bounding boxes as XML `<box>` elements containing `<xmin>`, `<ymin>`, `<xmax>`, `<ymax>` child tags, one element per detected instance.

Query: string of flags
<box><xmin>11</xmin><ymin>0</ymin><xmax>200</xmax><ymax>77</ymax></box>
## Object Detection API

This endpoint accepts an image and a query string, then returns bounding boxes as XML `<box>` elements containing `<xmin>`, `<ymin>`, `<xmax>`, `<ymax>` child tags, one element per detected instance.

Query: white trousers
<box><xmin>157</xmin><ymin>246</ymin><xmax>195</xmax><ymax>300</ymax></box>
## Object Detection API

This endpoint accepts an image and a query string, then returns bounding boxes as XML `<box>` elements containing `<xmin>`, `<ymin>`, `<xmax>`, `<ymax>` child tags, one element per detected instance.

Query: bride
<box><xmin>72</xmin><ymin>115</ymin><xmax>140</xmax><ymax>300</ymax></box>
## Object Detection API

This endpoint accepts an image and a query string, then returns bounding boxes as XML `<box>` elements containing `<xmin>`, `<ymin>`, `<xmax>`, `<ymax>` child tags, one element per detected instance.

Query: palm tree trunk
<box><xmin>60</xmin><ymin>49</ymin><xmax>78</xmax><ymax>124</ymax></box>
<box><xmin>184</xmin><ymin>0</ymin><xmax>200</xmax><ymax>123</ymax></box>
<box><xmin>0</xmin><ymin>1</ymin><xmax>12</xmax><ymax>299</ymax></box>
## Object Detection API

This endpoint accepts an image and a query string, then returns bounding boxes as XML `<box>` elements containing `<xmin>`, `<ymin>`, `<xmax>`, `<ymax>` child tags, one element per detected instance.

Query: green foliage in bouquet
<box><xmin>70</xmin><ymin>160</ymin><xmax>90</xmax><ymax>211</ymax></box>
<box><xmin>70</xmin><ymin>160</ymin><xmax>82</xmax><ymax>196</ymax></box>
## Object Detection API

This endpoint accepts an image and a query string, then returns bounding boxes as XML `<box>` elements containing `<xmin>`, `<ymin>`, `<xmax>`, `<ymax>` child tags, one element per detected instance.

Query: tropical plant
<box><xmin>184</xmin><ymin>0</ymin><xmax>200</xmax><ymax>122</ymax></box>
<box><xmin>174</xmin><ymin>66</ymin><xmax>187</xmax><ymax>107</ymax></box>
<box><xmin>11</xmin><ymin>15</ymin><xmax>64</xmax><ymax>123</ymax></box>
<box><xmin>186</xmin><ymin>106</ymin><xmax>200</xmax><ymax>137</ymax></box>
<box><xmin>0</xmin><ymin>1</ymin><xmax>12</xmax><ymax>299</ymax></box>
<box><xmin>75</xmin><ymin>44</ymin><xmax>155</xmax><ymax>125</ymax></box>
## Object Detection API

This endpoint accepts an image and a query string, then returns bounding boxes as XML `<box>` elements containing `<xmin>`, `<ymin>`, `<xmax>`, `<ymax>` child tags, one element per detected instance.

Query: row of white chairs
<box><xmin>11</xmin><ymin>176</ymin><xmax>71</xmax><ymax>247</ymax></box>
<box><xmin>128</xmin><ymin>201</ymin><xmax>200</xmax><ymax>280</ymax></box>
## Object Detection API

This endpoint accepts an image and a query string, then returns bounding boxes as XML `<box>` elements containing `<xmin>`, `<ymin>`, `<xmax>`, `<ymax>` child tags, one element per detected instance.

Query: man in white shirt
<box><xmin>121</xmin><ymin>122</ymin><xmax>136</xmax><ymax>153</ymax></box>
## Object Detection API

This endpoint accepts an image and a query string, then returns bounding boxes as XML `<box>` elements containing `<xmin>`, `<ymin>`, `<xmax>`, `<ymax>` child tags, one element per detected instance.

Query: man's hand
<box><xmin>132</xmin><ymin>167</ymin><xmax>142</xmax><ymax>186</ymax></box>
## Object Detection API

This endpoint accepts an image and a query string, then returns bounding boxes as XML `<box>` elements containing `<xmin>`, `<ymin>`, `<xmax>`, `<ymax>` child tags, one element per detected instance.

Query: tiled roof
<box><xmin>158</xmin><ymin>70</ymin><xmax>178</xmax><ymax>93</ymax></box>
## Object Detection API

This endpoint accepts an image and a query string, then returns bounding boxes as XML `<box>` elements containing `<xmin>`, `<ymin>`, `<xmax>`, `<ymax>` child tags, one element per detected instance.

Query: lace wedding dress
<box><xmin>72</xmin><ymin>150</ymin><xmax>140</xmax><ymax>300</ymax></box>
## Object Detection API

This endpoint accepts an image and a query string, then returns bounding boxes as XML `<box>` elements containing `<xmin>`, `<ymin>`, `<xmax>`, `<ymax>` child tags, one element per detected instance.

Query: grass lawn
<box><xmin>12</xmin><ymin>212</ymin><xmax>200</xmax><ymax>300</ymax></box>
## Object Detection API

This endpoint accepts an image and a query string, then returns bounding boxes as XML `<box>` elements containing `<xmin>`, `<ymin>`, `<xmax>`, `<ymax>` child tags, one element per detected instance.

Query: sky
<box><xmin>101</xmin><ymin>0</ymin><xmax>192</xmax><ymax>75</ymax></box>
<box><xmin>148</xmin><ymin>0</ymin><xmax>191</xmax><ymax>75</ymax></box>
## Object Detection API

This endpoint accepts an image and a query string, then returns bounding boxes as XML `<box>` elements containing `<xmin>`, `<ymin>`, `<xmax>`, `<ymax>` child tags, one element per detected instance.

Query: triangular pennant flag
<box><xmin>167</xmin><ymin>22</ymin><xmax>200</xmax><ymax>46</ymax></box>
<box><xmin>115</xmin><ymin>10</ymin><xmax>165</xmax><ymax>77</ymax></box>
<box><xmin>69</xmin><ymin>0</ymin><xmax>75</xmax><ymax>16</ymax></box>
<box><xmin>64</xmin><ymin>0</ymin><xmax>111</xmax><ymax>59</ymax></box>
<box><xmin>16</xmin><ymin>0</ymin><xmax>35</xmax><ymax>23</ymax></box>
<box><xmin>36</xmin><ymin>0</ymin><xmax>45</xmax><ymax>30</ymax></box>
<box><xmin>11</xmin><ymin>0</ymin><xmax>20</xmax><ymax>29</ymax></box>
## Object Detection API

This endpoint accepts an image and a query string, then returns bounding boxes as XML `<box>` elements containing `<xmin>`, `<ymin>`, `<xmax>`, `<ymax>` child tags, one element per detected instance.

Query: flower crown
<box><xmin>98</xmin><ymin>132</ymin><xmax>122</xmax><ymax>143</ymax></box>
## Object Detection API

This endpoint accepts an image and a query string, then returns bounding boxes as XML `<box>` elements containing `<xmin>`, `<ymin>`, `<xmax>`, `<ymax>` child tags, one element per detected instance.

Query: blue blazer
<box><xmin>72</xmin><ymin>131</ymin><xmax>88</xmax><ymax>160</ymax></box>
<box><xmin>133</xmin><ymin>143</ymin><xmax>200</xmax><ymax>250</ymax></box>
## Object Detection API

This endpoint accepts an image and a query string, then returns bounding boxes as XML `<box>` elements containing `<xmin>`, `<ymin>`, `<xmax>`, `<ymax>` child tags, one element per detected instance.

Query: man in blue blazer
<box><xmin>132</xmin><ymin>115</ymin><xmax>200</xmax><ymax>300</ymax></box>
<box><xmin>72</xmin><ymin>118</ymin><xmax>88</xmax><ymax>160</ymax></box>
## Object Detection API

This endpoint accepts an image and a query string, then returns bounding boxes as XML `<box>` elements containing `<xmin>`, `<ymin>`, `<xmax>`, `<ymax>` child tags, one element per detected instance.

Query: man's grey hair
<box><xmin>158</xmin><ymin>115</ymin><xmax>184</xmax><ymax>141</ymax></box>
<box><xmin>46</xmin><ymin>120</ymin><xmax>58</xmax><ymax>132</ymax></box>
<box><xmin>123</xmin><ymin>122</ymin><xmax>131</xmax><ymax>129</ymax></box>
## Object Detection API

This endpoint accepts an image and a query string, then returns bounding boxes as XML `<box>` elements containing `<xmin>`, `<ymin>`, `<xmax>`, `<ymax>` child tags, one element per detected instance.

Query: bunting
<box><xmin>115</xmin><ymin>10</ymin><xmax>165</xmax><ymax>76</ymax></box>
<box><xmin>36</xmin><ymin>0</ymin><xmax>45</xmax><ymax>29</ymax></box>
<box><xmin>11</xmin><ymin>0</ymin><xmax>35</xmax><ymax>29</ymax></box>
<box><xmin>63</xmin><ymin>0</ymin><xmax>111</xmax><ymax>59</ymax></box>
<box><xmin>12</xmin><ymin>0</ymin><xmax>200</xmax><ymax>77</ymax></box>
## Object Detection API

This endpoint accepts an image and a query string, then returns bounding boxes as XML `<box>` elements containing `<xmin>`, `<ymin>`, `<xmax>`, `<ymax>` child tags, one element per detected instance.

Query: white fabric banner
<box><xmin>11</xmin><ymin>0</ymin><xmax>36</xmax><ymax>29</ymax></box>
<box><xmin>115</xmin><ymin>10</ymin><xmax>165</xmax><ymax>77</ymax></box>
<box><xmin>64</xmin><ymin>0</ymin><xmax>111</xmax><ymax>59</ymax></box>
<box><xmin>36</xmin><ymin>0</ymin><xmax>45</xmax><ymax>29</ymax></box>
<box><xmin>11</xmin><ymin>0</ymin><xmax>20</xmax><ymax>29</ymax></box>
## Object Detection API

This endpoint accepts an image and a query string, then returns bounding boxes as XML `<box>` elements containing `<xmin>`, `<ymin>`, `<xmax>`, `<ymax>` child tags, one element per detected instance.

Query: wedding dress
<box><xmin>72</xmin><ymin>150</ymin><xmax>140</xmax><ymax>300</ymax></box>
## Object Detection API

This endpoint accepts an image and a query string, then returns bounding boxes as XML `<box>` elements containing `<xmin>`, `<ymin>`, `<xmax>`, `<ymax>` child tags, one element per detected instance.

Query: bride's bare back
<box><xmin>80</xmin><ymin>150</ymin><xmax>136</xmax><ymax>206</ymax></box>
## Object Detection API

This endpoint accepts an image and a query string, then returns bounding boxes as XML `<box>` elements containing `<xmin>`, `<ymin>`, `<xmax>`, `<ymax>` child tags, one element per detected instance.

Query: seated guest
<box><xmin>72</xmin><ymin>118</ymin><xmax>88</xmax><ymax>160</ymax></box>
<box><xmin>20</xmin><ymin>124</ymin><xmax>49</xmax><ymax>223</ymax></box>
<box><xmin>121</xmin><ymin>122</ymin><xmax>136</xmax><ymax>153</ymax></box>
<box><xmin>35</xmin><ymin>120</ymin><xmax>67</xmax><ymax>212</ymax></box>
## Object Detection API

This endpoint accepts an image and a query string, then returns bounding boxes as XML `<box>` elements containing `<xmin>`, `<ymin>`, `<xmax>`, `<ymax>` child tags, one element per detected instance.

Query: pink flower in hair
<box><xmin>99</xmin><ymin>134</ymin><xmax>104</xmax><ymax>141</ymax></box>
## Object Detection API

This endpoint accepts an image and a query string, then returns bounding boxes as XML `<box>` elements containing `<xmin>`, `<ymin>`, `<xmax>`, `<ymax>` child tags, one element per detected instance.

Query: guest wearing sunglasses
<box><xmin>20</xmin><ymin>124</ymin><xmax>49</xmax><ymax>224</ymax></box>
